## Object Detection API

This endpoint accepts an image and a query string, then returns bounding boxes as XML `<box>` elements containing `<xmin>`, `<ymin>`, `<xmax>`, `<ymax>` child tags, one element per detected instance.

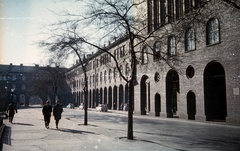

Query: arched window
<box><xmin>96</xmin><ymin>73</ymin><xmax>98</xmax><ymax>83</ymax></box>
<box><xmin>114</xmin><ymin>67</ymin><xmax>118</xmax><ymax>79</ymax></box>
<box><xmin>100</xmin><ymin>72</ymin><xmax>102</xmax><ymax>82</ymax></box>
<box><xmin>104</xmin><ymin>70</ymin><xmax>107</xmax><ymax>82</ymax></box>
<box><xmin>185</xmin><ymin>27</ymin><xmax>196</xmax><ymax>51</ymax></box>
<box><xmin>154</xmin><ymin>41</ymin><xmax>161</xmax><ymax>60</ymax></box>
<box><xmin>168</xmin><ymin>0</ymin><xmax>174</xmax><ymax>23</ymax></box>
<box><xmin>126</xmin><ymin>63</ymin><xmax>130</xmax><ymax>76</ymax></box>
<box><xmin>109</xmin><ymin>69</ymin><xmax>112</xmax><ymax>80</ymax></box>
<box><xmin>168</xmin><ymin>36</ymin><xmax>176</xmax><ymax>56</ymax></box>
<box><xmin>142</xmin><ymin>46</ymin><xmax>148</xmax><ymax>64</ymax></box>
<box><xmin>119</xmin><ymin>65</ymin><xmax>123</xmax><ymax>77</ymax></box>
<box><xmin>206</xmin><ymin>18</ymin><xmax>220</xmax><ymax>45</ymax></box>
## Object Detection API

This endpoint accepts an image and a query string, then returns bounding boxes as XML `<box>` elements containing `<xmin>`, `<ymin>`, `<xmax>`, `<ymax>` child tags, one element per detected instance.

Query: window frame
<box><xmin>168</xmin><ymin>36</ymin><xmax>177</xmax><ymax>57</ymax></box>
<box><xmin>185</xmin><ymin>27</ymin><xmax>196</xmax><ymax>52</ymax></box>
<box><xmin>206</xmin><ymin>18</ymin><xmax>220</xmax><ymax>46</ymax></box>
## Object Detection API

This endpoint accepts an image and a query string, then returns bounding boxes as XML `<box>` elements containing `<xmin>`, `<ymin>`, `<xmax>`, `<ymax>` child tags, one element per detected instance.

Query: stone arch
<box><xmin>187</xmin><ymin>91</ymin><xmax>196</xmax><ymax>120</ymax></box>
<box><xmin>119</xmin><ymin>85</ymin><xmax>124</xmax><ymax>110</ymax></box>
<box><xmin>155</xmin><ymin>93</ymin><xmax>161</xmax><ymax>117</ymax></box>
<box><xmin>204</xmin><ymin>61</ymin><xmax>227</xmax><ymax>121</ymax></box>
<box><xmin>166</xmin><ymin>69</ymin><xmax>180</xmax><ymax>118</ymax></box>
<box><xmin>108</xmin><ymin>87</ymin><xmax>112</xmax><ymax>109</ymax></box>
<box><xmin>140</xmin><ymin>75</ymin><xmax>149</xmax><ymax>115</ymax></box>
<box><xmin>104</xmin><ymin>87</ymin><xmax>107</xmax><ymax>105</ymax></box>
<box><xmin>113</xmin><ymin>86</ymin><xmax>117</xmax><ymax>110</ymax></box>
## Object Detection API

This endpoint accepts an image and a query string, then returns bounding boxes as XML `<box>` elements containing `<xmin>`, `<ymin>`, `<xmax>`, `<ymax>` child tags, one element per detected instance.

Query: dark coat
<box><xmin>42</xmin><ymin>105</ymin><xmax>52</xmax><ymax>117</ymax></box>
<box><xmin>7</xmin><ymin>103</ymin><xmax>17</xmax><ymax>116</ymax></box>
<box><xmin>53</xmin><ymin>104</ymin><xmax>63</xmax><ymax>120</ymax></box>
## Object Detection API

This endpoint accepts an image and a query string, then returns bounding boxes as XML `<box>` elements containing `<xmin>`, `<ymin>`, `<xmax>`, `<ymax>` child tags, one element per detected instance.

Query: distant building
<box><xmin>0</xmin><ymin>64</ymin><xmax>73</xmax><ymax>110</ymax></box>
<box><xmin>66</xmin><ymin>1</ymin><xmax>240</xmax><ymax>124</ymax></box>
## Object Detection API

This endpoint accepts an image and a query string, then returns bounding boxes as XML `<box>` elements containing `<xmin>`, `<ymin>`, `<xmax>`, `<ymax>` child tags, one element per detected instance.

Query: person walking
<box><xmin>42</xmin><ymin>100</ymin><xmax>52</xmax><ymax>129</ymax></box>
<box><xmin>53</xmin><ymin>100</ymin><xmax>63</xmax><ymax>129</ymax></box>
<box><xmin>7</xmin><ymin>102</ymin><xmax>17</xmax><ymax>123</ymax></box>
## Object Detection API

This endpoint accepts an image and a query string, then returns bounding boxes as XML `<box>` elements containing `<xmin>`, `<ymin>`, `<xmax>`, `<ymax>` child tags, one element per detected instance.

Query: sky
<box><xmin>0</xmin><ymin>0</ymin><xmax>81</xmax><ymax>67</ymax></box>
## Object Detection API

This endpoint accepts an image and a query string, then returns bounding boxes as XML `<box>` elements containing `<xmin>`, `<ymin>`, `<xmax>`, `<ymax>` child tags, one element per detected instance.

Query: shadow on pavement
<box><xmin>12</xmin><ymin>123</ymin><xmax>34</xmax><ymax>126</ymax></box>
<box><xmin>52</xmin><ymin>128</ymin><xmax>98</xmax><ymax>136</ymax></box>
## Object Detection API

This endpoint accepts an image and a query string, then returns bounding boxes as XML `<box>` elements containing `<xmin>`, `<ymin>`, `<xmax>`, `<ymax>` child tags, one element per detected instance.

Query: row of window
<box><xmin>148</xmin><ymin>0</ymin><xmax>203</xmax><ymax>32</ymax></box>
<box><xmin>73</xmin><ymin>63</ymin><xmax>131</xmax><ymax>89</ymax></box>
<box><xmin>0</xmin><ymin>74</ymin><xmax>26</xmax><ymax>81</ymax></box>
<box><xmin>93</xmin><ymin>45</ymin><xmax>126</xmax><ymax>68</ymax></box>
<box><xmin>143</xmin><ymin>18</ymin><xmax>220</xmax><ymax>62</ymax></box>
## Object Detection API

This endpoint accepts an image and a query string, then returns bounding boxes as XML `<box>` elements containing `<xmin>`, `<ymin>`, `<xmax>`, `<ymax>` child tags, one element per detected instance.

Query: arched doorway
<box><xmin>89</xmin><ymin>90</ymin><xmax>92</xmax><ymax>108</ymax></box>
<box><xmin>104</xmin><ymin>87</ymin><xmax>107</xmax><ymax>104</ymax></box>
<box><xmin>187</xmin><ymin>91</ymin><xmax>196</xmax><ymax>120</ymax></box>
<box><xmin>155</xmin><ymin>93</ymin><xmax>161</xmax><ymax>117</ymax></box>
<box><xmin>108</xmin><ymin>87</ymin><xmax>112</xmax><ymax>109</ymax></box>
<box><xmin>99</xmin><ymin>88</ymin><xmax>103</xmax><ymax>104</ymax></box>
<box><xmin>125</xmin><ymin>84</ymin><xmax>129</xmax><ymax>104</ymax></box>
<box><xmin>140</xmin><ymin>75</ymin><xmax>149</xmax><ymax>115</ymax></box>
<box><xmin>93</xmin><ymin>89</ymin><xmax>96</xmax><ymax>108</ymax></box>
<box><xmin>166</xmin><ymin>70</ymin><xmax>179</xmax><ymax>118</ymax></box>
<box><xmin>204</xmin><ymin>61</ymin><xmax>227</xmax><ymax>121</ymax></box>
<box><xmin>119</xmin><ymin>85</ymin><xmax>124</xmax><ymax>110</ymax></box>
<box><xmin>113</xmin><ymin>86</ymin><xmax>117</xmax><ymax>110</ymax></box>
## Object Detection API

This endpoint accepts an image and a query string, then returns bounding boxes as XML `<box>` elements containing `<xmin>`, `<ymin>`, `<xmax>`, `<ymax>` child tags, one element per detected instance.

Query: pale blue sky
<box><xmin>0</xmin><ymin>0</ymin><xmax>80</xmax><ymax>66</ymax></box>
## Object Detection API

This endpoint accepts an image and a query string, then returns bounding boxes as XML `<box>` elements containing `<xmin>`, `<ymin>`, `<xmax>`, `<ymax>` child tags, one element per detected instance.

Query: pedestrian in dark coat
<box><xmin>7</xmin><ymin>102</ymin><xmax>17</xmax><ymax>123</ymax></box>
<box><xmin>42</xmin><ymin>100</ymin><xmax>52</xmax><ymax>129</ymax></box>
<box><xmin>53</xmin><ymin>100</ymin><xmax>63</xmax><ymax>129</ymax></box>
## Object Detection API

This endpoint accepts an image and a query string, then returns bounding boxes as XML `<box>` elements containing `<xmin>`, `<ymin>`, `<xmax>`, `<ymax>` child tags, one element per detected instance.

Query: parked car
<box><xmin>79</xmin><ymin>103</ymin><xmax>84</xmax><ymax>110</ymax></box>
<box><xmin>96</xmin><ymin>104</ymin><xmax>108</xmax><ymax>112</ymax></box>
<box><xmin>66</xmin><ymin>103</ymin><xmax>74</xmax><ymax>109</ymax></box>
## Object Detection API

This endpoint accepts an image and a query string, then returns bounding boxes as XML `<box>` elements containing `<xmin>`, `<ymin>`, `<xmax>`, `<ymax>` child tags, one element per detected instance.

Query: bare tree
<box><xmin>39</xmin><ymin>0</ymin><xmax>240</xmax><ymax>140</ymax></box>
<box><xmin>28</xmin><ymin>66</ymin><xmax>67</xmax><ymax>106</ymax></box>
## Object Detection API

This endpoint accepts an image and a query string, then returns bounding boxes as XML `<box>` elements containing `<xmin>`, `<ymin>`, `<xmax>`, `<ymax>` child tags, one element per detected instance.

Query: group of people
<box><xmin>42</xmin><ymin>100</ymin><xmax>63</xmax><ymax>129</ymax></box>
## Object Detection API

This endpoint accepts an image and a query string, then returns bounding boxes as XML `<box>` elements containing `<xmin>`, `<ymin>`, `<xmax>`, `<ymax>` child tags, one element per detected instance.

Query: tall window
<box><xmin>176</xmin><ymin>0</ymin><xmax>183</xmax><ymax>19</ymax></box>
<box><xmin>154</xmin><ymin>41</ymin><xmax>161</xmax><ymax>60</ymax></box>
<box><xmin>120</xmin><ymin>65</ymin><xmax>123</xmax><ymax>77</ymax></box>
<box><xmin>185</xmin><ymin>27</ymin><xmax>196</xmax><ymax>51</ymax></box>
<box><xmin>126</xmin><ymin>63</ymin><xmax>130</xmax><ymax>76</ymax></box>
<box><xmin>109</xmin><ymin>69</ymin><xmax>112</xmax><ymax>81</ymax></box>
<box><xmin>114</xmin><ymin>67</ymin><xmax>118</xmax><ymax>79</ymax></box>
<box><xmin>168</xmin><ymin>0</ymin><xmax>174</xmax><ymax>23</ymax></box>
<box><xmin>160</xmin><ymin>0</ymin><xmax>166</xmax><ymax>26</ymax></box>
<box><xmin>104</xmin><ymin>70</ymin><xmax>107</xmax><ymax>82</ymax></box>
<box><xmin>154</xmin><ymin>0</ymin><xmax>160</xmax><ymax>30</ymax></box>
<box><xmin>142</xmin><ymin>46</ymin><xmax>148</xmax><ymax>64</ymax></box>
<box><xmin>185</xmin><ymin>0</ymin><xmax>193</xmax><ymax>14</ymax></box>
<box><xmin>147</xmin><ymin>0</ymin><xmax>153</xmax><ymax>33</ymax></box>
<box><xmin>168</xmin><ymin>36</ymin><xmax>176</xmax><ymax>56</ymax></box>
<box><xmin>100</xmin><ymin>72</ymin><xmax>102</xmax><ymax>82</ymax></box>
<box><xmin>206</xmin><ymin>18</ymin><xmax>220</xmax><ymax>45</ymax></box>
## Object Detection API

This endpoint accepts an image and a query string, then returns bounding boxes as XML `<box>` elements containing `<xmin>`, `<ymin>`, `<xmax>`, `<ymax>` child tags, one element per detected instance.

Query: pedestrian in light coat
<box><xmin>53</xmin><ymin>100</ymin><xmax>63</xmax><ymax>129</ymax></box>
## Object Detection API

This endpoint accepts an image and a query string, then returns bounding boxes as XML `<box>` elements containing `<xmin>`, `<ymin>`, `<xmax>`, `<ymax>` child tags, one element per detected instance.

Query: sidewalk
<box><xmin>1</xmin><ymin>107</ymin><xmax>172</xmax><ymax>151</ymax></box>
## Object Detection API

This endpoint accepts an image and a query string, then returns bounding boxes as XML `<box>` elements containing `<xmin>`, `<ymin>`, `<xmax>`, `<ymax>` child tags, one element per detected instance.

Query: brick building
<box><xmin>66</xmin><ymin>0</ymin><xmax>240</xmax><ymax>124</ymax></box>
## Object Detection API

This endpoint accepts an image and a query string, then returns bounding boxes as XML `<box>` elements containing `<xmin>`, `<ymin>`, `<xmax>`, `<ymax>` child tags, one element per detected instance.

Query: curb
<box><xmin>0</xmin><ymin>123</ymin><xmax>5</xmax><ymax>140</ymax></box>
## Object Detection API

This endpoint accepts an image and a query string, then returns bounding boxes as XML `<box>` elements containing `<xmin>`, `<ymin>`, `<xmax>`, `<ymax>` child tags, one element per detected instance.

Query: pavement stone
<box><xmin>1</xmin><ymin>107</ymin><xmax>173</xmax><ymax>151</ymax></box>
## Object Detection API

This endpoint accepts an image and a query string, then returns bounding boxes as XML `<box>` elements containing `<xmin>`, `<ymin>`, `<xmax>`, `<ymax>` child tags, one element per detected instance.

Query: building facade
<box><xmin>67</xmin><ymin>0</ymin><xmax>240</xmax><ymax>124</ymax></box>
<box><xmin>0</xmin><ymin>64</ymin><xmax>72</xmax><ymax>110</ymax></box>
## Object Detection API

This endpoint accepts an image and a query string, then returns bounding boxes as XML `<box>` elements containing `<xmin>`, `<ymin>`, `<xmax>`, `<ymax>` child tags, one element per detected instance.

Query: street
<box><xmin>2</xmin><ymin>107</ymin><xmax>240</xmax><ymax>151</ymax></box>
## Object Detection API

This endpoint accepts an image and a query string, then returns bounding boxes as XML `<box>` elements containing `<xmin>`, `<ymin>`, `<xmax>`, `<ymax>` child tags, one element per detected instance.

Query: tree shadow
<box><xmin>52</xmin><ymin>128</ymin><xmax>98</xmax><ymax>136</ymax></box>
<box><xmin>13</xmin><ymin>123</ymin><xmax>34</xmax><ymax>126</ymax></box>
